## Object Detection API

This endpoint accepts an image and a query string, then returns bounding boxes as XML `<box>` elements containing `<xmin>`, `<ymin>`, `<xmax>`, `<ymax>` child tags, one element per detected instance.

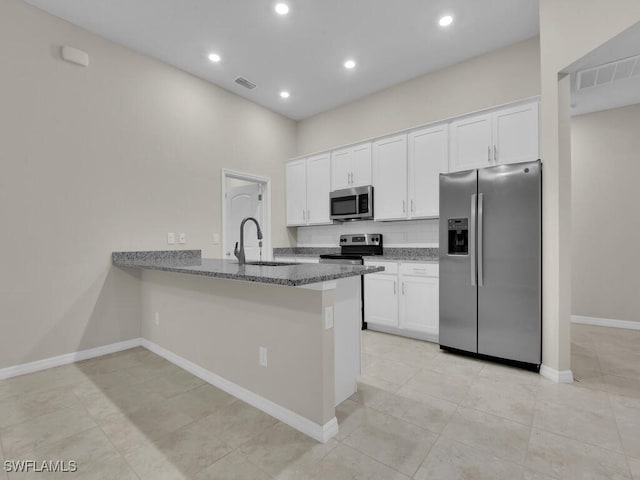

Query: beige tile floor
<box><xmin>0</xmin><ymin>324</ymin><xmax>639</xmax><ymax>479</ymax></box>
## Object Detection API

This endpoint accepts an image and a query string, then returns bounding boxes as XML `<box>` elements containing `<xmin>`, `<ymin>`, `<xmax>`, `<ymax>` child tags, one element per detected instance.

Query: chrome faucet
<box><xmin>234</xmin><ymin>217</ymin><xmax>263</xmax><ymax>265</ymax></box>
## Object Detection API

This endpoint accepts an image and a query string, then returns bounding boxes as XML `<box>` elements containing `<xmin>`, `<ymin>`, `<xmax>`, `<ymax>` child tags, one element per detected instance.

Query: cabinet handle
<box><xmin>487</xmin><ymin>146</ymin><xmax>491</xmax><ymax>163</ymax></box>
<box><xmin>493</xmin><ymin>145</ymin><xmax>497</xmax><ymax>162</ymax></box>
<box><xmin>350</xmin><ymin>172</ymin><xmax>353</xmax><ymax>184</ymax></box>
<box><xmin>307</xmin><ymin>209</ymin><xmax>310</xmax><ymax>220</ymax></box>
<box><xmin>394</xmin><ymin>282</ymin><xmax>396</xmax><ymax>295</ymax></box>
<box><xmin>302</xmin><ymin>209</ymin><xmax>306</xmax><ymax>221</ymax></box>
<box><xmin>413</xmin><ymin>268</ymin><xmax>426</xmax><ymax>274</ymax></box>
<box><xmin>402</xmin><ymin>282</ymin><xmax>405</xmax><ymax>295</ymax></box>
<box><xmin>402</xmin><ymin>200</ymin><xmax>406</xmax><ymax>213</ymax></box>
<box><xmin>411</xmin><ymin>199</ymin><xmax>414</xmax><ymax>213</ymax></box>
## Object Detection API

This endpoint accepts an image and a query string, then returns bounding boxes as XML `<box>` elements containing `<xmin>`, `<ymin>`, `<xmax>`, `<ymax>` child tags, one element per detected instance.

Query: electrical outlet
<box><xmin>154</xmin><ymin>312</ymin><xmax>160</xmax><ymax>326</ymax></box>
<box><xmin>325</xmin><ymin>306</ymin><xmax>334</xmax><ymax>330</ymax></box>
<box><xmin>167</xmin><ymin>232</ymin><xmax>176</xmax><ymax>245</ymax></box>
<box><xmin>259</xmin><ymin>347</ymin><xmax>268</xmax><ymax>367</ymax></box>
<box><xmin>179</xmin><ymin>233</ymin><xmax>186</xmax><ymax>244</ymax></box>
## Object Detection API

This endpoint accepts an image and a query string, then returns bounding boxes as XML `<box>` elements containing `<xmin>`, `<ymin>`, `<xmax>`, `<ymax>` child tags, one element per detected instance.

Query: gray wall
<box><xmin>0</xmin><ymin>0</ymin><xmax>297</xmax><ymax>369</ymax></box>
<box><xmin>571</xmin><ymin>103</ymin><xmax>640</xmax><ymax>323</ymax></box>
<box><xmin>296</xmin><ymin>37</ymin><xmax>541</xmax><ymax>156</ymax></box>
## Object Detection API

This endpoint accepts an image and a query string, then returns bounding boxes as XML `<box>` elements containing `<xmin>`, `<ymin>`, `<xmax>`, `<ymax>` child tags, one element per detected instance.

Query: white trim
<box><xmin>221</xmin><ymin>168</ymin><xmax>272</xmax><ymax>261</ymax></box>
<box><xmin>572</xmin><ymin>315</ymin><xmax>640</xmax><ymax>331</ymax></box>
<box><xmin>367</xmin><ymin>324</ymin><xmax>439</xmax><ymax>344</ymax></box>
<box><xmin>140</xmin><ymin>339</ymin><xmax>338</xmax><ymax>443</ymax></box>
<box><xmin>0</xmin><ymin>338</ymin><xmax>143</xmax><ymax>380</ymax></box>
<box><xmin>540</xmin><ymin>364</ymin><xmax>574</xmax><ymax>383</ymax></box>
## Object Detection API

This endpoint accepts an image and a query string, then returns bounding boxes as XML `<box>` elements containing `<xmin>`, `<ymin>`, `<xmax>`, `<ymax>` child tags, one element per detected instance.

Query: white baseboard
<box><xmin>572</xmin><ymin>315</ymin><xmax>640</xmax><ymax>331</ymax></box>
<box><xmin>0</xmin><ymin>338</ymin><xmax>143</xmax><ymax>380</ymax></box>
<box><xmin>540</xmin><ymin>364</ymin><xmax>574</xmax><ymax>383</ymax></box>
<box><xmin>367</xmin><ymin>324</ymin><xmax>439</xmax><ymax>344</ymax></box>
<box><xmin>141</xmin><ymin>339</ymin><xmax>338</xmax><ymax>443</ymax></box>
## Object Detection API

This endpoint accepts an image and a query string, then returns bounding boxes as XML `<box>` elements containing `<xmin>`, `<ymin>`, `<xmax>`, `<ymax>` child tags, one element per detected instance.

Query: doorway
<box><xmin>221</xmin><ymin>169</ymin><xmax>271</xmax><ymax>262</ymax></box>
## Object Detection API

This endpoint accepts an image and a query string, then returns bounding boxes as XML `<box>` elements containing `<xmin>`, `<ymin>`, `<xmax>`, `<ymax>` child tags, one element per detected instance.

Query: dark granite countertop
<box><xmin>112</xmin><ymin>250</ymin><xmax>384</xmax><ymax>287</ymax></box>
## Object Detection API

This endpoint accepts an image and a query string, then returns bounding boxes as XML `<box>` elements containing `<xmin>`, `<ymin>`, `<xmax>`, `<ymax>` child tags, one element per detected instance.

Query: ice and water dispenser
<box><xmin>447</xmin><ymin>218</ymin><xmax>469</xmax><ymax>255</ymax></box>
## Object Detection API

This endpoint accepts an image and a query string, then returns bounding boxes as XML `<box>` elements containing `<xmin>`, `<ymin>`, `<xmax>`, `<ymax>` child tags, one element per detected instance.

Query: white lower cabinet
<box><xmin>365</xmin><ymin>261</ymin><xmax>439</xmax><ymax>341</ymax></box>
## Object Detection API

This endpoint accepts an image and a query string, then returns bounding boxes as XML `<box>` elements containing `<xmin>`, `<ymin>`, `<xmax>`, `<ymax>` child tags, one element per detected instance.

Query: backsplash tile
<box><xmin>296</xmin><ymin>219</ymin><xmax>439</xmax><ymax>248</ymax></box>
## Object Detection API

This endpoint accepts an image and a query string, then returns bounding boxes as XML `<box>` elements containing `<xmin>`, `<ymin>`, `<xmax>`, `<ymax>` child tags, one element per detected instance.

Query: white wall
<box><xmin>571</xmin><ymin>104</ymin><xmax>640</xmax><ymax>323</ymax></box>
<box><xmin>539</xmin><ymin>0</ymin><xmax>640</xmax><ymax>373</ymax></box>
<box><xmin>296</xmin><ymin>37</ymin><xmax>540</xmax><ymax>156</ymax></box>
<box><xmin>0</xmin><ymin>0</ymin><xmax>297</xmax><ymax>369</ymax></box>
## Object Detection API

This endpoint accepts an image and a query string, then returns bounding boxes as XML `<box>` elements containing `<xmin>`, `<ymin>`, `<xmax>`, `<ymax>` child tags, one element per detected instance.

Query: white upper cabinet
<box><xmin>306</xmin><ymin>153</ymin><xmax>331</xmax><ymax>225</ymax></box>
<box><xmin>449</xmin><ymin>101</ymin><xmax>540</xmax><ymax>172</ymax></box>
<box><xmin>285</xmin><ymin>158</ymin><xmax>307</xmax><ymax>226</ymax></box>
<box><xmin>493</xmin><ymin>102</ymin><xmax>539</xmax><ymax>165</ymax></box>
<box><xmin>449</xmin><ymin>113</ymin><xmax>493</xmax><ymax>172</ymax></box>
<box><xmin>285</xmin><ymin>154</ymin><xmax>332</xmax><ymax>227</ymax></box>
<box><xmin>331</xmin><ymin>142</ymin><xmax>372</xmax><ymax>190</ymax></box>
<box><xmin>408</xmin><ymin>124</ymin><xmax>448</xmax><ymax>219</ymax></box>
<box><xmin>351</xmin><ymin>142</ymin><xmax>372</xmax><ymax>187</ymax></box>
<box><xmin>372</xmin><ymin>134</ymin><xmax>408</xmax><ymax>221</ymax></box>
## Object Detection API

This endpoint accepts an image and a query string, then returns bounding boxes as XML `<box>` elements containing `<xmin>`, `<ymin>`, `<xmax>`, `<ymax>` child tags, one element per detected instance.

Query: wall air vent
<box><xmin>235</xmin><ymin>77</ymin><xmax>257</xmax><ymax>90</ymax></box>
<box><xmin>577</xmin><ymin>54</ymin><xmax>640</xmax><ymax>90</ymax></box>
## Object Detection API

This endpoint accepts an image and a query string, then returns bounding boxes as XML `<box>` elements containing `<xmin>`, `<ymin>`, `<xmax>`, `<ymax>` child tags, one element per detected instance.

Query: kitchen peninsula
<box><xmin>113</xmin><ymin>250</ymin><xmax>383</xmax><ymax>442</ymax></box>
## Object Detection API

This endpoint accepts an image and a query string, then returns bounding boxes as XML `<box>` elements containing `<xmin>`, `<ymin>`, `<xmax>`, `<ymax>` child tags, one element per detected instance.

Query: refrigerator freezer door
<box><xmin>439</xmin><ymin>169</ymin><xmax>478</xmax><ymax>353</ymax></box>
<box><xmin>477</xmin><ymin>160</ymin><xmax>541</xmax><ymax>364</ymax></box>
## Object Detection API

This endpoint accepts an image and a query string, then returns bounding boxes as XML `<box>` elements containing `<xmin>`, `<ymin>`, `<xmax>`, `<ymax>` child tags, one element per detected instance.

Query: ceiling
<box><xmin>23</xmin><ymin>0</ymin><xmax>540</xmax><ymax>120</ymax></box>
<box><xmin>565</xmin><ymin>22</ymin><xmax>640</xmax><ymax>116</ymax></box>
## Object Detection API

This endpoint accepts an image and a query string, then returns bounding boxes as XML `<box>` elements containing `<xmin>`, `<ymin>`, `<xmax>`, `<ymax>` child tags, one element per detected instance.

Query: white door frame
<box><xmin>221</xmin><ymin>169</ymin><xmax>272</xmax><ymax>261</ymax></box>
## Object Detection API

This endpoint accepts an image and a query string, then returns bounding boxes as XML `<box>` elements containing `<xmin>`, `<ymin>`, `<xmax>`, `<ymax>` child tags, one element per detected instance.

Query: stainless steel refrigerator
<box><xmin>439</xmin><ymin>160</ymin><xmax>541</xmax><ymax>368</ymax></box>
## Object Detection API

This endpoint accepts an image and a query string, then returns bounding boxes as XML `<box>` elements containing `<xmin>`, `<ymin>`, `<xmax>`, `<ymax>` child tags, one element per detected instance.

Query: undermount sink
<box><xmin>242</xmin><ymin>261</ymin><xmax>301</xmax><ymax>267</ymax></box>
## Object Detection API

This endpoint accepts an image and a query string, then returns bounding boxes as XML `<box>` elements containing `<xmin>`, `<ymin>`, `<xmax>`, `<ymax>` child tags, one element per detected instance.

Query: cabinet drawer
<box><xmin>364</xmin><ymin>261</ymin><xmax>398</xmax><ymax>274</ymax></box>
<box><xmin>399</xmin><ymin>262</ymin><xmax>438</xmax><ymax>277</ymax></box>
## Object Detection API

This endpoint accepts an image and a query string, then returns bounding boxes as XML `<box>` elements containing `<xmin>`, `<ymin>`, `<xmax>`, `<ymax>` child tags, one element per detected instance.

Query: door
<box><xmin>285</xmin><ymin>159</ymin><xmax>307</xmax><ymax>226</ymax></box>
<box><xmin>364</xmin><ymin>274</ymin><xmax>398</xmax><ymax>327</ymax></box>
<box><xmin>225</xmin><ymin>183</ymin><xmax>263</xmax><ymax>261</ymax></box>
<box><xmin>477</xmin><ymin>160</ymin><xmax>541</xmax><ymax>364</ymax></box>
<box><xmin>331</xmin><ymin>148</ymin><xmax>352</xmax><ymax>190</ymax></box>
<box><xmin>449</xmin><ymin>113</ymin><xmax>492</xmax><ymax>172</ymax></box>
<box><xmin>408</xmin><ymin>125</ymin><xmax>448</xmax><ymax>219</ymax></box>
<box><xmin>439</xmin><ymin>169</ymin><xmax>478</xmax><ymax>353</ymax></box>
<box><xmin>493</xmin><ymin>102</ymin><xmax>539</xmax><ymax>165</ymax></box>
<box><xmin>400</xmin><ymin>275</ymin><xmax>439</xmax><ymax>336</ymax></box>
<box><xmin>373</xmin><ymin>134</ymin><xmax>408</xmax><ymax>221</ymax></box>
<box><xmin>306</xmin><ymin>153</ymin><xmax>331</xmax><ymax>224</ymax></box>
<box><xmin>351</xmin><ymin>142</ymin><xmax>372</xmax><ymax>187</ymax></box>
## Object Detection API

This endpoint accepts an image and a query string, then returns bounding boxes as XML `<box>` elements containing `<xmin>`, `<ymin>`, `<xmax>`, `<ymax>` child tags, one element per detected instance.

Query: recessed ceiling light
<box><xmin>344</xmin><ymin>59</ymin><xmax>356</xmax><ymax>70</ymax></box>
<box><xmin>275</xmin><ymin>3</ymin><xmax>289</xmax><ymax>15</ymax></box>
<box><xmin>439</xmin><ymin>15</ymin><xmax>453</xmax><ymax>27</ymax></box>
<box><xmin>280</xmin><ymin>91</ymin><xmax>290</xmax><ymax>99</ymax></box>
<box><xmin>208</xmin><ymin>53</ymin><xmax>221</xmax><ymax>62</ymax></box>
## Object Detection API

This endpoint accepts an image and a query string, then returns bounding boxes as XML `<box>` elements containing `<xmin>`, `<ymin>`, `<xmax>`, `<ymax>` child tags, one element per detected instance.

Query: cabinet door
<box><xmin>493</xmin><ymin>102</ymin><xmax>539</xmax><ymax>165</ymax></box>
<box><xmin>364</xmin><ymin>274</ymin><xmax>398</xmax><ymax>327</ymax></box>
<box><xmin>306</xmin><ymin>153</ymin><xmax>331</xmax><ymax>225</ymax></box>
<box><xmin>331</xmin><ymin>148</ymin><xmax>352</xmax><ymax>191</ymax></box>
<box><xmin>399</xmin><ymin>275</ymin><xmax>439</xmax><ymax>336</ymax></box>
<box><xmin>285</xmin><ymin>159</ymin><xmax>307</xmax><ymax>226</ymax></box>
<box><xmin>449</xmin><ymin>113</ymin><xmax>493</xmax><ymax>172</ymax></box>
<box><xmin>373</xmin><ymin>134</ymin><xmax>408</xmax><ymax>221</ymax></box>
<box><xmin>351</xmin><ymin>142</ymin><xmax>372</xmax><ymax>187</ymax></box>
<box><xmin>408</xmin><ymin>125</ymin><xmax>448</xmax><ymax>219</ymax></box>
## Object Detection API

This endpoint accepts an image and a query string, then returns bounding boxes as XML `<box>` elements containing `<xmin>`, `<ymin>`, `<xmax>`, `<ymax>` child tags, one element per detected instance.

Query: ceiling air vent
<box><xmin>577</xmin><ymin>54</ymin><xmax>640</xmax><ymax>90</ymax></box>
<box><xmin>235</xmin><ymin>77</ymin><xmax>257</xmax><ymax>90</ymax></box>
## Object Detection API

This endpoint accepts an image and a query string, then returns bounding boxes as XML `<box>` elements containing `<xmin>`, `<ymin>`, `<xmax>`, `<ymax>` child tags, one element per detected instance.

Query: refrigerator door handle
<box><xmin>478</xmin><ymin>192</ymin><xmax>484</xmax><ymax>286</ymax></box>
<box><xmin>470</xmin><ymin>193</ymin><xmax>477</xmax><ymax>286</ymax></box>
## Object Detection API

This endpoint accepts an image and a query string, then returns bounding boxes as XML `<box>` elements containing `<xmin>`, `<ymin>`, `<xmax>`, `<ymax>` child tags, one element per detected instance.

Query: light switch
<box><xmin>167</xmin><ymin>232</ymin><xmax>176</xmax><ymax>245</ymax></box>
<box><xmin>179</xmin><ymin>233</ymin><xmax>186</xmax><ymax>244</ymax></box>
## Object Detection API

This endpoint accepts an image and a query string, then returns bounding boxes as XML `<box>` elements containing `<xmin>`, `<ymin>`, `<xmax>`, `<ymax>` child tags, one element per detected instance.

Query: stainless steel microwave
<box><xmin>330</xmin><ymin>185</ymin><xmax>374</xmax><ymax>221</ymax></box>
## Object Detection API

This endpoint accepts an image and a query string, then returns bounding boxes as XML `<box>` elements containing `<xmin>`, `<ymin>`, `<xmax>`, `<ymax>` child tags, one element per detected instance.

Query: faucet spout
<box><xmin>234</xmin><ymin>217</ymin><xmax>263</xmax><ymax>265</ymax></box>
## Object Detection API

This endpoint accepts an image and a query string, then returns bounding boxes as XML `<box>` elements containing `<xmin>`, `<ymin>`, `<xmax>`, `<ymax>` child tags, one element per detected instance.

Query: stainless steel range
<box><xmin>320</xmin><ymin>234</ymin><xmax>383</xmax><ymax>329</ymax></box>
